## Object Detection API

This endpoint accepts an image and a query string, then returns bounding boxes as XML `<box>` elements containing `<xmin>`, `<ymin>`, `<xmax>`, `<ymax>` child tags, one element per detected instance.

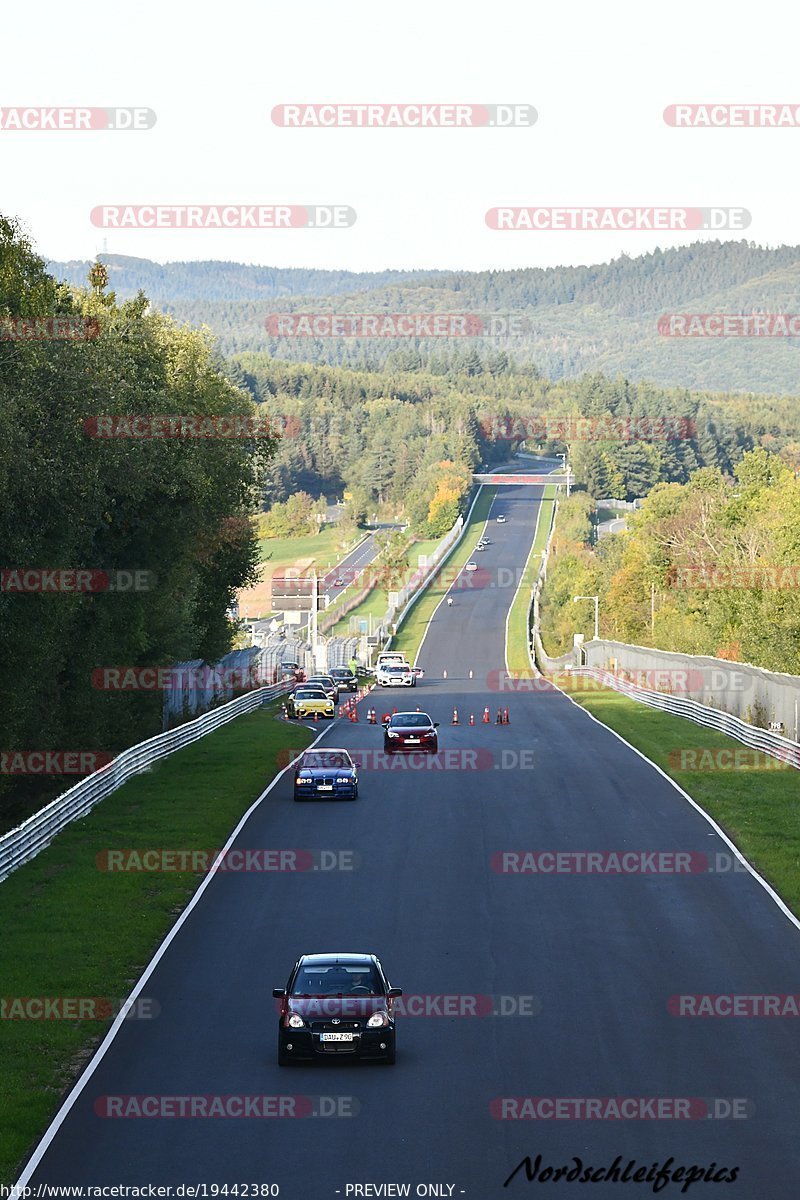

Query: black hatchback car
<box><xmin>273</xmin><ymin>953</ymin><xmax>402</xmax><ymax>1065</ymax></box>
<box><xmin>329</xmin><ymin>666</ymin><xmax>358</xmax><ymax>693</ymax></box>
<box><xmin>382</xmin><ymin>711</ymin><xmax>439</xmax><ymax>753</ymax></box>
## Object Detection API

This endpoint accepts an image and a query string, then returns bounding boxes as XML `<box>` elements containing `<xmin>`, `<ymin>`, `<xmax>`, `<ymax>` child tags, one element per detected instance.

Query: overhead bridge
<box><xmin>473</xmin><ymin>472</ymin><xmax>574</xmax><ymax>486</ymax></box>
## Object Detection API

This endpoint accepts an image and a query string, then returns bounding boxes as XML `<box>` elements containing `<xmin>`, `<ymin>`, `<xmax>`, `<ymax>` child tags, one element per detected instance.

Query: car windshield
<box><xmin>292</xmin><ymin>963</ymin><xmax>383</xmax><ymax>996</ymax></box>
<box><xmin>300</xmin><ymin>752</ymin><xmax>352</xmax><ymax>769</ymax></box>
<box><xmin>308</xmin><ymin>677</ymin><xmax>332</xmax><ymax>686</ymax></box>
<box><xmin>385</xmin><ymin>666</ymin><xmax>406</xmax><ymax>673</ymax></box>
<box><xmin>294</xmin><ymin>689</ymin><xmax>326</xmax><ymax>699</ymax></box>
<box><xmin>391</xmin><ymin>714</ymin><xmax>431</xmax><ymax>727</ymax></box>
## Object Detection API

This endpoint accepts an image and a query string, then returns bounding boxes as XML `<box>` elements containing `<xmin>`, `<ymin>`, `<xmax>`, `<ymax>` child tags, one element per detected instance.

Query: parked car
<box><xmin>279</xmin><ymin>660</ymin><xmax>305</xmax><ymax>682</ymax></box>
<box><xmin>286</xmin><ymin>687</ymin><xmax>334</xmax><ymax>720</ymax></box>
<box><xmin>293</xmin><ymin>748</ymin><xmax>359</xmax><ymax>801</ymax></box>
<box><xmin>274</xmin><ymin>953</ymin><xmax>401</xmax><ymax>1065</ymax></box>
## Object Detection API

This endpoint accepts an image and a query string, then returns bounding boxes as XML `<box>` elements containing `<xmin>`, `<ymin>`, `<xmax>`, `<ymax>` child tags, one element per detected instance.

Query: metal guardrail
<box><xmin>0</xmin><ymin>682</ymin><xmax>291</xmax><ymax>883</ymax></box>
<box><xmin>570</xmin><ymin>668</ymin><xmax>800</xmax><ymax>769</ymax></box>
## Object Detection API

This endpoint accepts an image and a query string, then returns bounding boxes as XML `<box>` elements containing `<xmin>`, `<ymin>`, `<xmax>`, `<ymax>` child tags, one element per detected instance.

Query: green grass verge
<box><xmin>259</xmin><ymin>526</ymin><xmax>362</xmax><ymax>570</ymax></box>
<box><xmin>552</xmin><ymin>672</ymin><xmax>800</xmax><ymax>917</ymax></box>
<box><xmin>505</xmin><ymin>485</ymin><xmax>556</xmax><ymax>676</ymax></box>
<box><xmin>0</xmin><ymin>703</ymin><xmax>314</xmax><ymax>1186</ymax></box>
<box><xmin>390</xmin><ymin>488</ymin><xmax>496</xmax><ymax>663</ymax></box>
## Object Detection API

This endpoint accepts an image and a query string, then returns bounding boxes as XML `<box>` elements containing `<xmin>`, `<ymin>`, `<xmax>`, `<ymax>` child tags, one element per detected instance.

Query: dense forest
<box><xmin>1</xmin><ymin>218</ymin><xmax>271</xmax><ymax>824</ymax></box>
<box><xmin>539</xmin><ymin>449</ymin><xmax>800</xmax><ymax>675</ymax></box>
<box><xmin>231</xmin><ymin>353</ymin><xmax>800</xmax><ymax>529</ymax></box>
<box><xmin>49</xmin><ymin>242</ymin><xmax>800</xmax><ymax>394</ymax></box>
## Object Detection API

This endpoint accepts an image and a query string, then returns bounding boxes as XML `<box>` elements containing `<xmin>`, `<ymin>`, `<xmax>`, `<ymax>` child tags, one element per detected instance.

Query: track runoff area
<box><xmin>16</xmin><ymin>481</ymin><xmax>800</xmax><ymax>1198</ymax></box>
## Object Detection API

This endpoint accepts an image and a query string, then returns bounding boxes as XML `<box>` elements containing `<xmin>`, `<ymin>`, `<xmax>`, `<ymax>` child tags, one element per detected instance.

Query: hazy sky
<box><xmin>4</xmin><ymin>0</ymin><xmax>799</xmax><ymax>272</ymax></box>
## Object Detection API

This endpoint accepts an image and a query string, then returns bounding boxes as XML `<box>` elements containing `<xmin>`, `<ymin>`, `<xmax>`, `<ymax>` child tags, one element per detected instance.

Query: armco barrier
<box><xmin>569</xmin><ymin>668</ymin><xmax>800</xmax><ymax>770</ymax></box>
<box><xmin>0</xmin><ymin>682</ymin><xmax>291</xmax><ymax>883</ymax></box>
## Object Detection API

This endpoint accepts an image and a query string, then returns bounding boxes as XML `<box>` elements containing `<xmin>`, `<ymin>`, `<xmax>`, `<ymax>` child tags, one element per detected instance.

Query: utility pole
<box><xmin>650</xmin><ymin>582</ymin><xmax>655</xmax><ymax>633</ymax></box>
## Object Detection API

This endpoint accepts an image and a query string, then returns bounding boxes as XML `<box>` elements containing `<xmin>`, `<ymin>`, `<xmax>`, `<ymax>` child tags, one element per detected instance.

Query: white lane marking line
<box><xmin>14</xmin><ymin>720</ymin><xmax>329</xmax><ymax>1186</ymax></box>
<box><xmin>504</xmin><ymin>489</ymin><xmax>544</xmax><ymax>678</ymax></box>
<box><xmin>547</xmin><ymin>675</ymin><xmax>800</xmax><ymax>935</ymax></box>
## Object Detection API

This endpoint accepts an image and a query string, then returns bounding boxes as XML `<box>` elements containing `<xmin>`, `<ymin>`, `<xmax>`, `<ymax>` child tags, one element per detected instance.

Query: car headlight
<box><xmin>285</xmin><ymin>1013</ymin><xmax>305</xmax><ymax>1029</ymax></box>
<box><xmin>387</xmin><ymin>730</ymin><xmax>398</xmax><ymax>738</ymax></box>
<box><xmin>336</xmin><ymin>776</ymin><xmax>351</xmax><ymax>784</ymax></box>
<box><xmin>296</xmin><ymin>776</ymin><xmax>312</xmax><ymax>784</ymax></box>
<box><xmin>366</xmin><ymin>1011</ymin><xmax>389</xmax><ymax>1028</ymax></box>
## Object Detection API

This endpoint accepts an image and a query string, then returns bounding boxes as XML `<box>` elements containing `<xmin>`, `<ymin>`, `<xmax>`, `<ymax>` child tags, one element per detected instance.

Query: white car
<box><xmin>376</xmin><ymin>652</ymin><xmax>410</xmax><ymax>671</ymax></box>
<box><xmin>465</xmin><ymin>561</ymin><xmax>478</xmax><ymax>572</ymax></box>
<box><xmin>496</xmin><ymin>515</ymin><xmax>506</xmax><ymax>523</ymax></box>
<box><xmin>377</xmin><ymin>663</ymin><xmax>415</xmax><ymax>687</ymax></box>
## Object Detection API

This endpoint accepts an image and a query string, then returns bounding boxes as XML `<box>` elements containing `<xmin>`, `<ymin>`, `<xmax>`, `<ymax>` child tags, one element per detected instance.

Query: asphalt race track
<box><xmin>21</xmin><ymin>483</ymin><xmax>800</xmax><ymax>1197</ymax></box>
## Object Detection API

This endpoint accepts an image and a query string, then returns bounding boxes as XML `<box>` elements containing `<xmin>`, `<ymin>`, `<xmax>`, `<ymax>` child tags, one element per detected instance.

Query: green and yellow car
<box><xmin>287</xmin><ymin>686</ymin><xmax>335</xmax><ymax>720</ymax></box>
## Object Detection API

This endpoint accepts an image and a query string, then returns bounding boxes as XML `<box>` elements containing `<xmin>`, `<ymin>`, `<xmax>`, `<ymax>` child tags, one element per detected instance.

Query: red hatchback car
<box><xmin>382</xmin><ymin>711</ymin><xmax>439</xmax><ymax>753</ymax></box>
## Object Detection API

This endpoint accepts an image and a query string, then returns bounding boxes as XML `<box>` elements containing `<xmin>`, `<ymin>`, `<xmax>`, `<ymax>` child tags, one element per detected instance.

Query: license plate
<box><xmin>321</xmin><ymin>1032</ymin><xmax>354</xmax><ymax>1042</ymax></box>
<box><xmin>405</xmin><ymin>737</ymin><xmax>420</xmax><ymax>743</ymax></box>
<box><xmin>317</xmin><ymin>784</ymin><xmax>333</xmax><ymax>791</ymax></box>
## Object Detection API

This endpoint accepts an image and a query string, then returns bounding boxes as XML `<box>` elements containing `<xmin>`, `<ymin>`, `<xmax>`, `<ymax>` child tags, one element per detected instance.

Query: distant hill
<box><xmin>47</xmin><ymin>243</ymin><xmax>800</xmax><ymax>394</ymax></box>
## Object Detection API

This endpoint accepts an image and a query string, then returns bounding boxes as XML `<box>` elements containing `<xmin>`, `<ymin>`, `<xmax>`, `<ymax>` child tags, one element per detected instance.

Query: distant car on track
<box><xmin>273</xmin><ymin>952</ymin><xmax>402</xmax><ymax>1065</ymax></box>
<box><xmin>280</xmin><ymin>660</ymin><xmax>305</xmax><ymax>682</ymax></box>
<box><xmin>382</xmin><ymin>711</ymin><xmax>439</xmax><ymax>753</ymax></box>
<box><xmin>496</xmin><ymin>515</ymin><xmax>506</xmax><ymax>523</ymax></box>
<box><xmin>293</xmin><ymin>748</ymin><xmax>359</xmax><ymax>801</ymax></box>
<box><xmin>305</xmin><ymin>674</ymin><xmax>339</xmax><ymax>703</ymax></box>
<box><xmin>333</xmin><ymin>577</ymin><xmax>345</xmax><ymax>587</ymax></box>
<box><xmin>376</xmin><ymin>663</ymin><xmax>415</xmax><ymax>687</ymax></box>
<box><xmin>329</xmin><ymin>666</ymin><xmax>358</xmax><ymax>692</ymax></box>
<box><xmin>465</xmin><ymin>561</ymin><xmax>478</xmax><ymax>572</ymax></box>
<box><xmin>286</xmin><ymin>687</ymin><xmax>334</xmax><ymax>720</ymax></box>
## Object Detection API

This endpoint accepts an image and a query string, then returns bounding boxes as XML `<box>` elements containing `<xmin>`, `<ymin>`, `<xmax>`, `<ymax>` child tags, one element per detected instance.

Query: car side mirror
<box><xmin>433</xmin><ymin>722</ymin><xmax>440</xmax><ymax>728</ymax></box>
<box><xmin>272</xmin><ymin>988</ymin><xmax>286</xmax><ymax>998</ymax></box>
<box><xmin>388</xmin><ymin>987</ymin><xmax>402</xmax><ymax>998</ymax></box>
<box><xmin>353</xmin><ymin>761</ymin><xmax>361</xmax><ymax>768</ymax></box>
<box><xmin>381</xmin><ymin>721</ymin><xmax>389</xmax><ymax>728</ymax></box>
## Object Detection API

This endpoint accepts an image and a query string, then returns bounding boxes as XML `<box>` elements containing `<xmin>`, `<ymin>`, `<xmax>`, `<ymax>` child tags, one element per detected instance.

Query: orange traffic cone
<box><xmin>392</xmin><ymin>707</ymin><xmax>397</xmax><ymax>715</ymax></box>
<box><xmin>496</xmin><ymin>708</ymin><xmax>503</xmax><ymax>724</ymax></box>
<box><xmin>349</xmin><ymin>709</ymin><xmax>358</xmax><ymax>723</ymax></box>
<box><xmin>503</xmin><ymin>707</ymin><xmax>509</xmax><ymax>724</ymax></box>
<box><xmin>369</xmin><ymin>708</ymin><xmax>376</xmax><ymax>724</ymax></box>
<box><xmin>482</xmin><ymin>707</ymin><xmax>490</xmax><ymax>724</ymax></box>
<box><xmin>382</xmin><ymin>712</ymin><xmax>391</xmax><ymax>723</ymax></box>
<box><xmin>469</xmin><ymin>713</ymin><xmax>475</xmax><ymax>726</ymax></box>
<box><xmin>443</xmin><ymin>669</ymin><xmax>448</xmax><ymax>679</ymax></box>
<box><xmin>313</xmin><ymin>711</ymin><xmax>319</xmax><ymax>723</ymax></box>
<box><xmin>452</xmin><ymin>708</ymin><xmax>459</xmax><ymax>725</ymax></box>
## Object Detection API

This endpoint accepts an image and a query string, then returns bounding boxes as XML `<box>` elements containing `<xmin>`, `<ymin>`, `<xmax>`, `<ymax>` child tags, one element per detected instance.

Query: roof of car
<box><xmin>300</xmin><ymin>952</ymin><xmax>377</xmax><ymax>965</ymax></box>
<box><xmin>390</xmin><ymin>711</ymin><xmax>432</xmax><ymax>720</ymax></box>
<box><xmin>301</xmin><ymin>747</ymin><xmax>351</xmax><ymax>756</ymax></box>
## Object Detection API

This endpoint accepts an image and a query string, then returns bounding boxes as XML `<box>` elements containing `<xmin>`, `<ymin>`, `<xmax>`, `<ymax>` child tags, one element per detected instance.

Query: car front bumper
<box><xmin>279</xmin><ymin>1028</ymin><xmax>394</xmax><ymax>1059</ymax></box>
